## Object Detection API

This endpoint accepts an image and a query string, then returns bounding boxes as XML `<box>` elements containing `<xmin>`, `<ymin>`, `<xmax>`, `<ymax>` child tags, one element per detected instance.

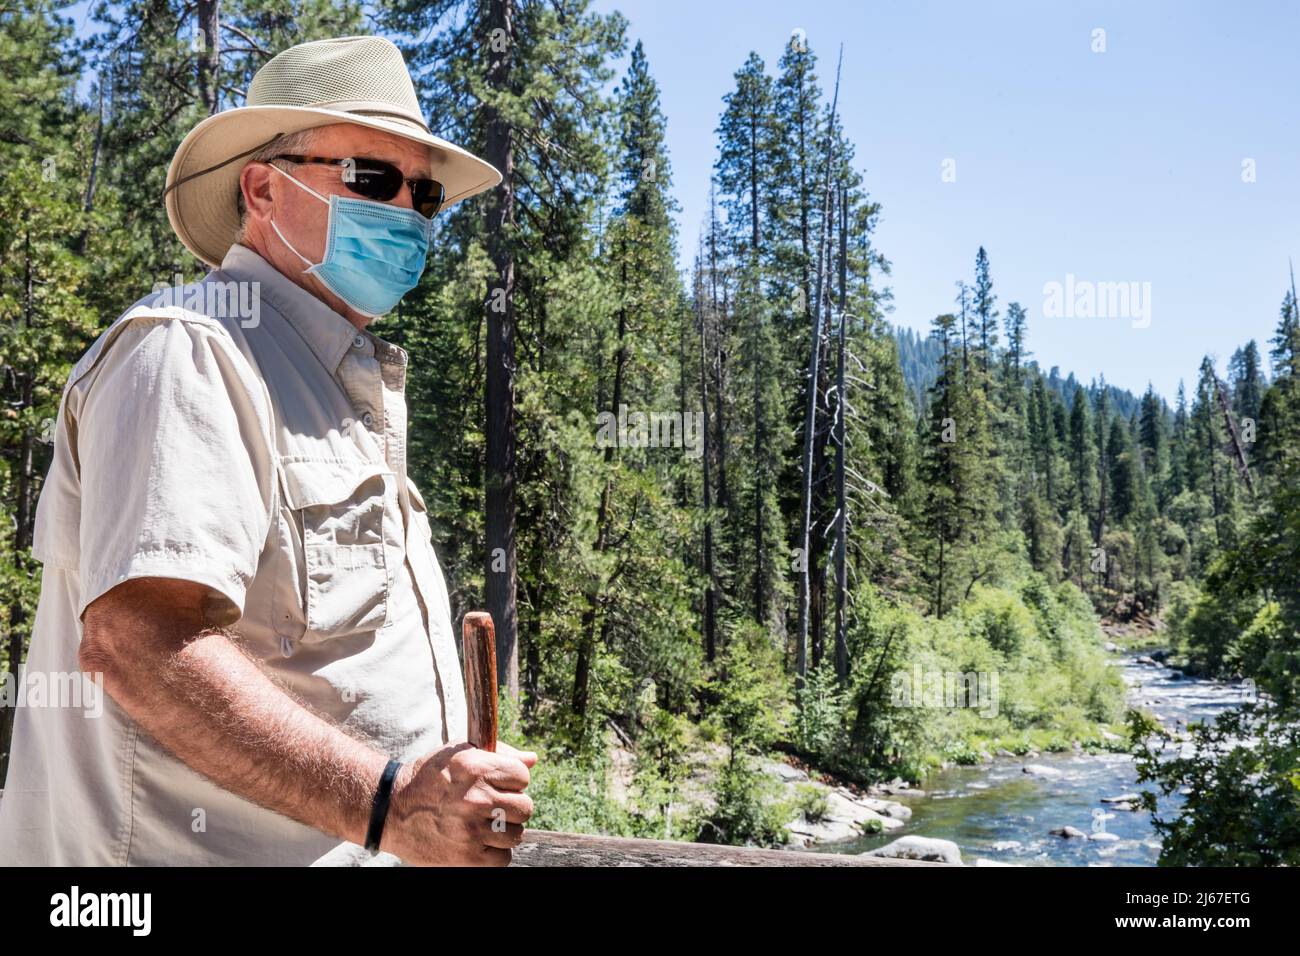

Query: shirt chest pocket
<box><xmin>276</xmin><ymin>458</ymin><xmax>394</xmax><ymax>643</ymax></box>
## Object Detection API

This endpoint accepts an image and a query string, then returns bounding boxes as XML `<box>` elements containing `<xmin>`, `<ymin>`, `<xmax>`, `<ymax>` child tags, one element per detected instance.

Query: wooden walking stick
<box><xmin>457</xmin><ymin>611</ymin><xmax>936</xmax><ymax>867</ymax></box>
<box><xmin>460</xmin><ymin>611</ymin><xmax>498</xmax><ymax>751</ymax></box>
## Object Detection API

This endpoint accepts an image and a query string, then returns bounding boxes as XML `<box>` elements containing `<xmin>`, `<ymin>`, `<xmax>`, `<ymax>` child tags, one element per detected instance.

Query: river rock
<box><xmin>1104</xmin><ymin>641</ymin><xmax>1119</xmax><ymax>652</ymax></box>
<box><xmin>1090</xmin><ymin>831</ymin><xmax>1121</xmax><ymax>842</ymax></box>
<box><xmin>991</xmin><ymin>840</ymin><xmax>1022</xmax><ymax>851</ymax></box>
<box><xmin>879</xmin><ymin>780</ymin><xmax>919</xmax><ymax>796</ymax></box>
<box><xmin>867</xmin><ymin>836</ymin><xmax>963</xmax><ymax>865</ymax></box>
<box><xmin>770</xmin><ymin>762</ymin><xmax>809</xmax><ymax>783</ymax></box>
<box><xmin>1050</xmin><ymin>825</ymin><xmax>1088</xmax><ymax>839</ymax></box>
<box><xmin>786</xmin><ymin>786</ymin><xmax>906</xmax><ymax>846</ymax></box>
<box><xmin>1100</xmin><ymin>792</ymin><xmax>1139</xmax><ymax>804</ymax></box>
<box><xmin>1022</xmin><ymin>764</ymin><xmax>1062</xmax><ymax>778</ymax></box>
<box><xmin>854</xmin><ymin>795</ymin><xmax>913</xmax><ymax>821</ymax></box>
<box><xmin>1136</xmin><ymin>656</ymin><xmax>1156</xmax><ymax>666</ymax></box>
<box><xmin>1101</xmin><ymin>730</ymin><xmax>1123</xmax><ymax>742</ymax></box>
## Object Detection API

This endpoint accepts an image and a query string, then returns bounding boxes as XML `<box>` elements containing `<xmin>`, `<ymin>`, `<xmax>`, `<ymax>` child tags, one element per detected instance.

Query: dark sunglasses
<box><xmin>272</xmin><ymin>155</ymin><xmax>446</xmax><ymax>219</ymax></box>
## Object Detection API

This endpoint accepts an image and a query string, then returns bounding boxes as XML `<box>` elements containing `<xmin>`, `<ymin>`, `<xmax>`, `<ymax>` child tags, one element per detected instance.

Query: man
<box><xmin>0</xmin><ymin>35</ymin><xmax>536</xmax><ymax>866</ymax></box>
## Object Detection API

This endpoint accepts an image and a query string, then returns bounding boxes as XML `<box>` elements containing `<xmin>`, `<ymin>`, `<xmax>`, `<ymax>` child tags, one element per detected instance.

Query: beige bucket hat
<box><xmin>164</xmin><ymin>35</ymin><xmax>501</xmax><ymax>268</ymax></box>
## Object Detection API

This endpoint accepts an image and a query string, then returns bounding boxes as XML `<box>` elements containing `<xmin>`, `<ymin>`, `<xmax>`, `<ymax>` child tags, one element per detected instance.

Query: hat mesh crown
<box><xmin>247</xmin><ymin>36</ymin><xmax>423</xmax><ymax>118</ymax></box>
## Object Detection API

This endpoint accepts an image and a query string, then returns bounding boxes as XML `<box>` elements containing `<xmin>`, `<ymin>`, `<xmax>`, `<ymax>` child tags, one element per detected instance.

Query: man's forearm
<box><xmin>86</xmin><ymin>616</ymin><xmax>389</xmax><ymax>850</ymax></box>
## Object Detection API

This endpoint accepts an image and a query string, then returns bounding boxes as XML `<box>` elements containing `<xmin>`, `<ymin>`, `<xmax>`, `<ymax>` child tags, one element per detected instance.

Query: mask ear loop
<box><xmin>266</xmin><ymin>162</ymin><xmax>330</xmax><ymax>269</ymax></box>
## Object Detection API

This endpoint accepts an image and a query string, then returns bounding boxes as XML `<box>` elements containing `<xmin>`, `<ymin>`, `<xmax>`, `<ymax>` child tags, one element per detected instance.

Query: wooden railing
<box><xmin>514</xmin><ymin>829</ymin><xmax>945</xmax><ymax>866</ymax></box>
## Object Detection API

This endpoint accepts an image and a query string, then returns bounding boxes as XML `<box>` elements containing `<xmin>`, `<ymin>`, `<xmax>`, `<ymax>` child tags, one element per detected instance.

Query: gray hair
<box><xmin>234</xmin><ymin>127</ymin><xmax>322</xmax><ymax>242</ymax></box>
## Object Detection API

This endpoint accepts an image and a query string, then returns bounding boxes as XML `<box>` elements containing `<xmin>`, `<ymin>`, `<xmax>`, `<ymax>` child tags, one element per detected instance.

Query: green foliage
<box><xmin>524</xmin><ymin>747</ymin><xmax>637</xmax><ymax>837</ymax></box>
<box><xmin>792</xmin><ymin>658</ymin><xmax>845</xmax><ymax>755</ymax></box>
<box><xmin>792</xmin><ymin>783</ymin><xmax>829</xmax><ymax>824</ymax></box>
<box><xmin>628</xmin><ymin>700</ymin><xmax>693</xmax><ymax>839</ymax></box>
<box><xmin>694</xmin><ymin>634</ymin><xmax>791</xmax><ymax>846</ymax></box>
<box><xmin>799</xmin><ymin>574</ymin><xmax>1124</xmax><ymax>785</ymax></box>
<box><xmin>1132</xmin><ymin>706</ymin><xmax>1300</xmax><ymax>866</ymax></box>
<box><xmin>698</xmin><ymin>755</ymin><xmax>790</xmax><ymax>848</ymax></box>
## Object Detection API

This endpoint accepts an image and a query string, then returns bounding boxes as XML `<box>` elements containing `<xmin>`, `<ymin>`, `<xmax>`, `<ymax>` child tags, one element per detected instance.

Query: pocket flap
<box><xmin>406</xmin><ymin>476</ymin><xmax>429</xmax><ymax>513</ymax></box>
<box><xmin>279</xmin><ymin>458</ymin><xmax>391</xmax><ymax>509</ymax></box>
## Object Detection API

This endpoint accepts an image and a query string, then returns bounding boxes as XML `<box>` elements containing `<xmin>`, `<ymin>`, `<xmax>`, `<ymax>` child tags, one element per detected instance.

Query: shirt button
<box><xmin>361</xmin><ymin>412</ymin><xmax>375</xmax><ymax>428</ymax></box>
<box><xmin>353</xmin><ymin>334</ymin><xmax>366</xmax><ymax>350</ymax></box>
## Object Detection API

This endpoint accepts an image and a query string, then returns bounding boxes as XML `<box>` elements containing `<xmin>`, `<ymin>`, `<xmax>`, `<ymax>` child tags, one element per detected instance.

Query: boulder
<box><xmin>867</xmin><ymin>836</ymin><xmax>963</xmax><ymax>865</ymax></box>
<box><xmin>770</xmin><ymin>762</ymin><xmax>809</xmax><ymax>783</ymax></box>
<box><xmin>1100</xmin><ymin>792</ymin><xmax>1140</xmax><ymax>804</ymax></box>
<box><xmin>1022</xmin><ymin>764</ymin><xmax>1062</xmax><ymax>778</ymax></box>
<box><xmin>855</xmin><ymin>795</ymin><xmax>913</xmax><ymax>821</ymax></box>
<box><xmin>1050</xmin><ymin>825</ymin><xmax>1088</xmax><ymax>839</ymax></box>
<box><xmin>786</xmin><ymin>786</ymin><xmax>906</xmax><ymax>846</ymax></box>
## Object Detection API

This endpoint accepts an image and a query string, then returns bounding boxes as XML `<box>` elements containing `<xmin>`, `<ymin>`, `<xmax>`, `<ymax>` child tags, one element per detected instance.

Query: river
<box><xmin>817</xmin><ymin>653</ymin><xmax>1247</xmax><ymax>866</ymax></box>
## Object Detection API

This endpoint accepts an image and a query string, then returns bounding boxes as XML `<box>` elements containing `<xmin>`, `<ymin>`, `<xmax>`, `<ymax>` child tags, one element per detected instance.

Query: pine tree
<box><xmin>0</xmin><ymin>0</ymin><xmax>102</xmax><ymax>779</ymax></box>
<box><xmin>385</xmin><ymin>0</ymin><xmax>627</xmax><ymax>709</ymax></box>
<box><xmin>1228</xmin><ymin>340</ymin><xmax>1265</xmax><ymax>425</ymax></box>
<box><xmin>972</xmin><ymin>246</ymin><xmax>998</xmax><ymax>376</ymax></box>
<box><xmin>714</xmin><ymin>52</ymin><xmax>775</xmax><ymax>261</ymax></box>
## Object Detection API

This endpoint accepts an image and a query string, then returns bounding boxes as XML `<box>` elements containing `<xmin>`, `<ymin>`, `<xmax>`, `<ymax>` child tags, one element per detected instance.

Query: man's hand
<box><xmin>80</xmin><ymin>576</ymin><xmax>537</xmax><ymax>866</ymax></box>
<box><xmin>383</xmin><ymin>741</ymin><xmax>537</xmax><ymax>866</ymax></box>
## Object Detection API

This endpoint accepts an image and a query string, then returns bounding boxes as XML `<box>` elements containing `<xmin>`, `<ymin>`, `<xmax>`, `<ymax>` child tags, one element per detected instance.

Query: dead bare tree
<box><xmin>795</xmin><ymin>44</ymin><xmax>843</xmax><ymax>688</ymax></box>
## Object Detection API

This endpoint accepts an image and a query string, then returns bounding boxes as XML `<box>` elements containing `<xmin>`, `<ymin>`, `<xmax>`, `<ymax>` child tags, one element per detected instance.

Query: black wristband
<box><xmin>365</xmin><ymin>759</ymin><xmax>402</xmax><ymax>854</ymax></box>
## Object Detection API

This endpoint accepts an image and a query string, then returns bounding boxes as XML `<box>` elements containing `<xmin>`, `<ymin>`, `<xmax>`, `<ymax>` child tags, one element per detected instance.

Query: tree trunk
<box><xmin>698</xmin><ymin>293</ymin><xmax>717</xmax><ymax>663</ymax></box>
<box><xmin>574</xmin><ymin>246</ymin><xmax>628</xmax><ymax>716</ymax></box>
<box><xmin>834</xmin><ymin>186</ymin><xmax>849</xmax><ymax>682</ymax></box>
<box><xmin>795</xmin><ymin>49</ymin><xmax>842</xmax><ymax>687</ymax></box>
<box><xmin>76</xmin><ymin>80</ymin><xmax>106</xmax><ymax>255</ymax></box>
<box><xmin>483</xmin><ymin>0</ymin><xmax>519</xmax><ymax>699</ymax></box>
<box><xmin>196</xmin><ymin>0</ymin><xmax>220</xmax><ymax>115</ymax></box>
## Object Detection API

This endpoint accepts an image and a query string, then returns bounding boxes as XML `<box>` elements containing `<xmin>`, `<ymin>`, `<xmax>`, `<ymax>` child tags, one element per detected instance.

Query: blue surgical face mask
<box><xmin>268</xmin><ymin>162</ymin><xmax>432</xmax><ymax>318</ymax></box>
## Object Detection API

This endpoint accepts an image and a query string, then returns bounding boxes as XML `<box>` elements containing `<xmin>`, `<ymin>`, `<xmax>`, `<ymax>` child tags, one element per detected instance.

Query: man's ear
<box><xmin>240</xmin><ymin>162</ymin><xmax>276</xmax><ymax>221</ymax></box>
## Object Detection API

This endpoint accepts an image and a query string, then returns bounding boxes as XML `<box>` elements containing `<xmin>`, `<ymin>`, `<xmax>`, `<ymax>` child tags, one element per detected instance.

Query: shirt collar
<box><xmin>217</xmin><ymin>244</ymin><xmax>407</xmax><ymax>371</ymax></box>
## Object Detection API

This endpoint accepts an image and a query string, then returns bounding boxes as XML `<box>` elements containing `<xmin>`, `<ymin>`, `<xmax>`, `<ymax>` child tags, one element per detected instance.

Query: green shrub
<box><xmin>793</xmin><ymin>783</ymin><xmax>830</xmax><ymax>824</ymax></box>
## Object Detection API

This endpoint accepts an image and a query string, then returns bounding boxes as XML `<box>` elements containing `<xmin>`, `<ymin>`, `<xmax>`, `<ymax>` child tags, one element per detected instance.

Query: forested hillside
<box><xmin>2</xmin><ymin>0</ymin><xmax>1297</xmax><ymax>860</ymax></box>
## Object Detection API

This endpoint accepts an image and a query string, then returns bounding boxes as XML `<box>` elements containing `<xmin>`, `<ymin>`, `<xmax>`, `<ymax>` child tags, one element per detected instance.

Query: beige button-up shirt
<box><xmin>0</xmin><ymin>244</ymin><xmax>466</xmax><ymax>865</ymax></box>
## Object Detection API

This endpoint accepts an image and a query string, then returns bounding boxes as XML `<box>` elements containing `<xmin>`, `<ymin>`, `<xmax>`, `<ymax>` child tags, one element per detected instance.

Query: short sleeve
<box><xmin>74</xmin><ymin>316</ymin><xmax>276</xmax><ymax>624</ymax></box>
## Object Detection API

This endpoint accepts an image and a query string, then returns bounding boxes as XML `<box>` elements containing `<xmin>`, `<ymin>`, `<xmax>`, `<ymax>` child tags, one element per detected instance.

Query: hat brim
<box><xmin>165</xmin><ymin>105</ymin><xmax>502</xmax><ymax>268</ymax></box>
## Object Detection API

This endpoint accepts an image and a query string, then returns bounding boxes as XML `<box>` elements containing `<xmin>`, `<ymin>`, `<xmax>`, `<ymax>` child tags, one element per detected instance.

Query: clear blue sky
<box><xmin>594</xmin><ymin>0</ymin><xmax>1300</xmax><ymax>400</ymax></box>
